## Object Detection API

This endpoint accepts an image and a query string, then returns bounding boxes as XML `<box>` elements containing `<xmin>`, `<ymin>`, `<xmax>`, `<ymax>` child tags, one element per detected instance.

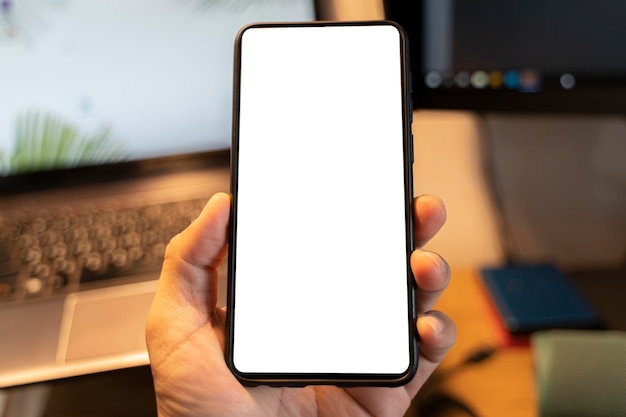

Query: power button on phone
<box><xmin>411</xmin><ymin>285</ymin><xmax>418</xmax><ymax>321</ymax></box>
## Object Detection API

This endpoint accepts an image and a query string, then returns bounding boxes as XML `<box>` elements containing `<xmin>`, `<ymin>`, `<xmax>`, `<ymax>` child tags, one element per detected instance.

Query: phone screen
<box><xmin>228</xmin><ymin>22</ymin><xmax>415</xmax><ymax>385</ymax></box>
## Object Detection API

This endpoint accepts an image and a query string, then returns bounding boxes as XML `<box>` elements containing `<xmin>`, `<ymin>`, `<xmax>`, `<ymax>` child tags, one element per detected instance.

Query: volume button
<box><xmin>412</xmin><ymin>284</ymin><xmax>418</xmax><ymax>321</ymax></box>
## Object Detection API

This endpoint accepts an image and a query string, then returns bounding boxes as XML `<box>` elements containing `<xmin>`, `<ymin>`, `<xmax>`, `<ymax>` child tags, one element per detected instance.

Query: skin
<box><xmin>146</xmin><ymin>192</ymin><xmax>455</xmax><ymax>417</ymax></box>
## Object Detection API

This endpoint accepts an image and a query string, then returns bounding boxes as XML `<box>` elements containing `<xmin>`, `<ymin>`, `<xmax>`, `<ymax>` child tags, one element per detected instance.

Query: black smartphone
<box><xmin>226</xmin><ymin>21</ymin><xmax>415</xmax><ymax>386</ymax></box>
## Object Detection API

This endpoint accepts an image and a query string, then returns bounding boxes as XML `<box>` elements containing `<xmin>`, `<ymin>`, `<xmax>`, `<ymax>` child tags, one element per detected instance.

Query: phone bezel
<box><xmin>226</xmin><ymin>20</ymin><xmax>417</xmax><ymax>387</ymax></box>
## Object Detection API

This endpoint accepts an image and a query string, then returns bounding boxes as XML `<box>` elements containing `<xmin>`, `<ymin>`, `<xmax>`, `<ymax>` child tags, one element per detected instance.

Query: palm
<box><xmin>151</xmin><ymin>306</ymin><xmax>414</xmax><ymax>417</ymax></box>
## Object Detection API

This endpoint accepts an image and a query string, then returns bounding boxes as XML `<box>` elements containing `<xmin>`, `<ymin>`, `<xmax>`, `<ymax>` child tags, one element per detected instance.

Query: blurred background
<box><xmin>1</xmin><ymin>0</ymin><xmax>625</xmax><ymax>416</ymax></box>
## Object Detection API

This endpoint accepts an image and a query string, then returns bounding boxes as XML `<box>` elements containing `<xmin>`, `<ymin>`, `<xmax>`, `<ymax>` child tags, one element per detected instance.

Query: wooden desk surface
<box><xmin>422</xmin><ymin>268</ymin><xmax>537</xmax><ymax>417</ymax></box>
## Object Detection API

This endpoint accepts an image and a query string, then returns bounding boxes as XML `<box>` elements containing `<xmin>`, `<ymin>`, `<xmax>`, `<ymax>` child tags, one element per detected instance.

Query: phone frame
<box><xmin>226</xmin><ymin>20</ymin><xmax>417</xmax><ymax>387</ymax></box>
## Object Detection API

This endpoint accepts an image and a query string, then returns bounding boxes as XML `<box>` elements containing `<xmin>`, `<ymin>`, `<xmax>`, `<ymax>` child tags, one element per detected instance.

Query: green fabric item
<box><xmin>532</xmin><ymin>330</ymin><xmax>626</xmax><ymax>417</ymax></box>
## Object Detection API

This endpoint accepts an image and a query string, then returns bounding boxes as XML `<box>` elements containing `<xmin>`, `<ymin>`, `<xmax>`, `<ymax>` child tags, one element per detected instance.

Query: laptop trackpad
<box><xmin>58</xmin><ymin>280</ymin><xmax>158</xmax><ymax>363</ymax></box>
<box><xmin>0</xmin><ymin>300</ymin><xmax>64</xmax><ymax>372</ymax></box>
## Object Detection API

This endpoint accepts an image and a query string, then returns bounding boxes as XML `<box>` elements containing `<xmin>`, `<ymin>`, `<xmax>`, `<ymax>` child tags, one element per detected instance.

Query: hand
<box><xmin>146</xmin><ymin>192</ymin><xmax>455</xmax><ymax>417</ymax></box>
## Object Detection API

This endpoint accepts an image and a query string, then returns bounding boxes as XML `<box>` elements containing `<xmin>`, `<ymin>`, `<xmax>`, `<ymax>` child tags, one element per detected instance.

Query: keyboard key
<box><xmin>1</xmin><ymin>197</ymin><xmax>207</xmax><ymax>299</ymax></box>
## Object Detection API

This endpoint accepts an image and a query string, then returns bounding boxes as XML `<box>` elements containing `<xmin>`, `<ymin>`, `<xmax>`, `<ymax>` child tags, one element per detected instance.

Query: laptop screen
<box><xmin>0</xmin><ymin>0</ymin><xmax>316</xmax><ymax>177</ymax></box>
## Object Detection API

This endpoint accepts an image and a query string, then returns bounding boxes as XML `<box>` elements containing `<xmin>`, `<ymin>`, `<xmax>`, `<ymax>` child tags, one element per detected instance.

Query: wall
<box><xmin>415</xmin><ymin>112</ymin><xmax>626</xmax><ymax>269</ymax></box>
<box><xmin>485</xmin><ymin>113</ymin><xmax>626</xmax><ymax>268</ymax></box>
<box><xmin>413</xmin><ymin>111</ymin><xmax>503</xmax><ymax>268</ymax></box>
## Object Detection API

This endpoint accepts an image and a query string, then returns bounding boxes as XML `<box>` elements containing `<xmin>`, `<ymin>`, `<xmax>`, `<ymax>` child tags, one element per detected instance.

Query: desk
<box><xmin>417</xmin><ymin>268</ymin><xmax>537</xmax><ymax>417</ymax></box>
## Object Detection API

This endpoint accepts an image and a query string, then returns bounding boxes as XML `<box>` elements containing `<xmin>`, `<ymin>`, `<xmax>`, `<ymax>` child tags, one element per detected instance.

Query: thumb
<box><xmin>146</xmin><ymin>192</ymin><xmax>231</xmax><ymax>367</ymax></box>
<box><xmin>170</xmin><ymin>192</ymin><xmax>232</xmax><ymax>270</ymax></box>
<box><xmin>153</xmin><ymin>192</ymin><xmax>231</xmax><ymax>319</ymax></box>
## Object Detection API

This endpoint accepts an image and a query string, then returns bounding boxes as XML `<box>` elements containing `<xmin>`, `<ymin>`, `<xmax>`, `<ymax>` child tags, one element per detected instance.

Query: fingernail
<box><xmin>420</xmin><ymin>312</ymin><xmax>443</xmax><ymax>335</ymax></box>
<box><xmin>425</xmin><ymin>251</ymin><xmax>448</xmax><ymax>277</ymax></box>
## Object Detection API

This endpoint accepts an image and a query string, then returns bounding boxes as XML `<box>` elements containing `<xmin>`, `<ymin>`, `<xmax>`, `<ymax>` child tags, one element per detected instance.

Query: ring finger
<box><xmin>411</xmin><ymin>249</ymin><xmax>451</xmax><ymax>314</ymax></box>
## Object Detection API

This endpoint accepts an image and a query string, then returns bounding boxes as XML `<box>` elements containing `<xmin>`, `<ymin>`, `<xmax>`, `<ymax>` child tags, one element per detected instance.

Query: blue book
<box><xmin>481</xmin><ymin>264</ymin><xmax>603</xmax><ymax>334</ymax></box>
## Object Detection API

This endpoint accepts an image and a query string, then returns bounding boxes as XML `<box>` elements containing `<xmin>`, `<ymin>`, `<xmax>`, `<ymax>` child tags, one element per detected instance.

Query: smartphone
<box><xmin>226</xmin><ymin>21</ymin><xmax>415</xmax><ymax>386</ymax></box>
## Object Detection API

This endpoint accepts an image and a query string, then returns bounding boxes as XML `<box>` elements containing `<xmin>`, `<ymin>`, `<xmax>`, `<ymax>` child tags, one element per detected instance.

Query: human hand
<box><xmin>146</xmin><ymin>192</ymin><xmax>455</xmax><ymax>417</ymax></box>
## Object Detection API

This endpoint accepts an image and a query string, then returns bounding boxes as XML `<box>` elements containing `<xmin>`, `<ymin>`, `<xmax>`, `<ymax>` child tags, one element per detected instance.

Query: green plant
<box><xmin>0</xmin><ymin>110</ymin><xmax>128</xmax><ymax>174</ymax></box>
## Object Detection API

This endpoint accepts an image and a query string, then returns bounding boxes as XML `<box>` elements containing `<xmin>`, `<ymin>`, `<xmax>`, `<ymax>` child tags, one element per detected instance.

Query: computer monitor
<box><xmin>0</xmin><ymin>0</ymin><xmax>318</xmax><ymax>179</ymax></box>
<box><xmin>385</xmin><ymin>0</ymin><xmax>626</xmax><ymax>113</ymax></box>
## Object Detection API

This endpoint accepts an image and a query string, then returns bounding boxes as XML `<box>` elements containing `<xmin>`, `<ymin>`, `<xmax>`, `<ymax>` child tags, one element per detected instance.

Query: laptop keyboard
<box><xmin>0</xmin><ymin>197</ymin><xmax>208</xmax><ymax>302</ymax></box>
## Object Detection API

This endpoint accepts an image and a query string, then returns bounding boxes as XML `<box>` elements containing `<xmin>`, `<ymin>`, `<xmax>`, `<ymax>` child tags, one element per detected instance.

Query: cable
<box><xmin>408</xmin><ymin>345</ymin><xmax>498</xmax><ymax>417</ymax></box>
<box><xmin>421</xmin><ymin>345</ymin><xmax>497</xmax><ymax>389</ymax></box>
<box><xmin>417</xmin><ymin>393</ymin><xmax>481</xmax><ymax>417</ymax></box>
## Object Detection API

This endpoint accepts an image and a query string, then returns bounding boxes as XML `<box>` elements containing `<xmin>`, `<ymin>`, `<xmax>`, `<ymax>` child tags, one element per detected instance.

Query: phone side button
<box><xmin>412</xmin><ymin>285</ymin><xmax>418</xmax><ymax>321</ymax></box>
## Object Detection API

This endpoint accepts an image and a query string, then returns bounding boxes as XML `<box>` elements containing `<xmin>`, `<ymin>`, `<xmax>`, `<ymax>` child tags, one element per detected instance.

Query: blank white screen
<box><xmin>233</xmin><ymin>24</ymin><xmax>410</xmax><ymax>375</ymax></box>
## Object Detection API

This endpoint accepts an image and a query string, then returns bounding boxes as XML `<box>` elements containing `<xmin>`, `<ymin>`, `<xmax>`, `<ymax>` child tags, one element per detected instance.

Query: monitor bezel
<box><xmin>384</xmin><ymin>0</ymin><xmax>626</xmax><ymax>114</ymax></box>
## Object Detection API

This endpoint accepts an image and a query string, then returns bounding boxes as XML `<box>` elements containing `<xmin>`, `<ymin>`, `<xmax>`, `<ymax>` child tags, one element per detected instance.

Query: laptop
<box><xmin>0</xmin><ymin>0</ymin><xmax>316</xmax><ymax>389</ymax></box>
